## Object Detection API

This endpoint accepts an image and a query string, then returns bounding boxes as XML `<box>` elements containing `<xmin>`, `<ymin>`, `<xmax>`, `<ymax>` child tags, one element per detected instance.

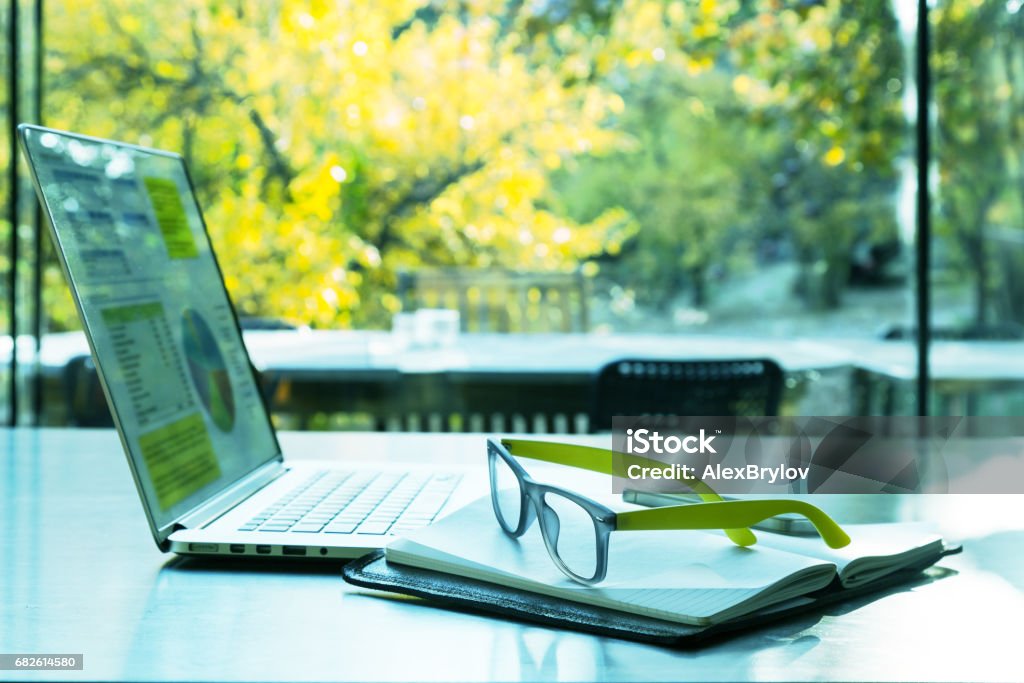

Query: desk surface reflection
<box><xmin>1</xmin><ymin>429</ymin><xmax>1021</xmax><ymax>682</ymax></box>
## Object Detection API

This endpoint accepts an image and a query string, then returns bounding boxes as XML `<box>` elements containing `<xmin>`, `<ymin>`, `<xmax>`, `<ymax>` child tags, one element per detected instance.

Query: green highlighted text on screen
<box><xmin>143</xmin><ymin>176</ymin><xmax>199</xmax><ymax>259</ymax></box>
<box><xmin>139</xmin><ymin>413</ymin><xmax>221</xmax><ymax>510</ymax></box>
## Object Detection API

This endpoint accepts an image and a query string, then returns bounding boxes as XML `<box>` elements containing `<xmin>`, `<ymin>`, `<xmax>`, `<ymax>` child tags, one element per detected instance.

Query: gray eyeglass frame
<box><xmin>487</xmin><ymin>438</ymin><xmax>617</xmax><ymax>585</ymax></box>
<box><xmin>486</xmin><ymin>438</ymin><xmax>852</xmax><ymax>585</ymax></box>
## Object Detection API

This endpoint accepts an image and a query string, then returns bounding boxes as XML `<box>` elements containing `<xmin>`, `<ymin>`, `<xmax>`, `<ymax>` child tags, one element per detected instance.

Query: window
<box><xmin>1</xmin><ymin>3</ymin><xmax>9</xmax><ymax>423</ymax></box>
<box><xmin>4</xmin><ymin>0</ymin><xmax>44</xmax><ymax>425</ymax></box>
<box><xmin>3</xmin><ymin>1</ymin><xmax>1020</xmax><ymax>427</ymax></box>
<box><xmin>931</xmin><ymin>0</ymin><xmax>1024</xmax><ymax>416</ymax></box>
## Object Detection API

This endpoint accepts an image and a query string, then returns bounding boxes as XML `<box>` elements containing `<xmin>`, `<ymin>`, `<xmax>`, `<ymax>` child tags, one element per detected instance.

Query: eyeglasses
<box><xmin>488</xmin><ymin>438</ymin><xmax>850</xmax><ymax>585</ymax></box>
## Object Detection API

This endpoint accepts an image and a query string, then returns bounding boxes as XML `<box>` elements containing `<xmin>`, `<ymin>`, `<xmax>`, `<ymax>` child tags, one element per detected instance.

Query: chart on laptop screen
<box><xmin>20</xmin><ymin>128</ymin><xmax>279</xmax><ymax>525</ymax></box>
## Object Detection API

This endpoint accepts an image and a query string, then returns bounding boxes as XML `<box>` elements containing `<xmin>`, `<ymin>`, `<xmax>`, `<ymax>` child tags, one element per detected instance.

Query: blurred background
<box><xmin>3</xmin><ymin>0</ymin><xmax>1024</xmax><ymax>429</ymax></box>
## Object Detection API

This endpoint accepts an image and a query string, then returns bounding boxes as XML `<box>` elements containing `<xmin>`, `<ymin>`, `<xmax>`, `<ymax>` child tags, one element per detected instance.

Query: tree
<box><xmin>933</xmin><ymin>0</ymin><xmax>1024</xmax><ymax>325</ymax></box>
<box><xmin>558</xmin><ymin>67</ymin><xmax>770</xmax><ymax>309</ymax></box>
<box><xmin>35</xmin><ymin>0</ymin><xmax>927</xmax><ymax>331</ymax></box>
<box><xmin>730</xmin><ymin>0</ymin><xmax>906</xmax><ymax>309</ymax></box>
<box><xmin>560</xmin><ymin>0</ymin><xmax>905</xmax><ymax>312</ymax></box>
<box><xmin>42</xmin><ymin>0</ymin><xmax>633</xmax><ymax>329</ymax></box>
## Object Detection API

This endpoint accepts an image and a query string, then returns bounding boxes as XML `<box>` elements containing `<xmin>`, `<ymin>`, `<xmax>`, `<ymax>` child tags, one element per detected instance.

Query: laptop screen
<box><xmin>20</xmin><ymin>126</ymin><xmax>281</xmax><ymax>532</ymax></box>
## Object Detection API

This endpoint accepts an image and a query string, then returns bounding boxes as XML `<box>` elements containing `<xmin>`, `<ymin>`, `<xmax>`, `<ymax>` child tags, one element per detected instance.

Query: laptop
<box><xmin>18</xmin><ymin>124</ymin><xmax>482</xmax><ymax>560</ymax></box>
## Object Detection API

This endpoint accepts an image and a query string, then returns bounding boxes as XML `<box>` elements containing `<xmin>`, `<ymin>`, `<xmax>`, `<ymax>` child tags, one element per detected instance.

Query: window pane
<box><xmin>1</xmin><ymin>3</ymin><xmax>10</xmax><ymax>424</ymax></box>
<box><xmin>933</xmin><ymin>0</ymin><xmax>1024</xmax><ymax>416</ymax></box>
<box><xmin>37</xmin><ymin>2</ymin><xmax>926</xmax><ymax>426</ymax></box>
<box><xmin>4</xmin><ymin>0</ymin><xmax>44</xmax><ymax>426</ymax></box>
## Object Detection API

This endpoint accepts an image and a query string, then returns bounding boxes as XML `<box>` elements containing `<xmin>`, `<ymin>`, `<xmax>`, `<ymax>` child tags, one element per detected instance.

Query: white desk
<box><xmin>2</xmin><ymin>429</ymin><xmax>1021</xmax><ymax>681</ymax></box>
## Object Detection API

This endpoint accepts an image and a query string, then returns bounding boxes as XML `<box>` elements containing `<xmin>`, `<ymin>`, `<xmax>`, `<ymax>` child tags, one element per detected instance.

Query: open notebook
<box><xmin>385</xmin><ymin>497</ymin><xmax>944</xmax><ymax>626</ymax></box>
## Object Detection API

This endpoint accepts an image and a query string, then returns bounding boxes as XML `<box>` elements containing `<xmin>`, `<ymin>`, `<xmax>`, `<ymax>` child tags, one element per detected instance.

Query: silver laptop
<box><xmin>18</xmin><ymin>124</ymin><xmax>481</xmax><ymax>560</ymax></box>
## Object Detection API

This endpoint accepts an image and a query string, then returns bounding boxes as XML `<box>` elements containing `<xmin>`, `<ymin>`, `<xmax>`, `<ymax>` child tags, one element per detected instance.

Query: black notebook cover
<box><xmin>342</xmin><ymin>545</ymin><xmax>960</xmax><ymax>647</ymax></box>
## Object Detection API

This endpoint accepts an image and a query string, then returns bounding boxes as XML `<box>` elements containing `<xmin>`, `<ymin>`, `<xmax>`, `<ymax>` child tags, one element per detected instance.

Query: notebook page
<box><xmin>387</xmin><ymin>497</ymin><xmax>837</xmax><ymax>625</ymax></box>
<box><xmin>756</xmin><ymin>523</ymin><xmax>943</xmax><ymax>588</ymax></box>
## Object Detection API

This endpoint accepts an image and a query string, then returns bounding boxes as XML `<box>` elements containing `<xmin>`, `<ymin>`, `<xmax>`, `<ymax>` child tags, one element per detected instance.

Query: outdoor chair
<box><xmin>63</xmin><ymin>355</ymin><xmax>114</xmax><ymax>427</ymax></box>
<box><xmin>591</xmin><ymin>358</ymin><xmax>785</xmax><ymax>431</ymax></box>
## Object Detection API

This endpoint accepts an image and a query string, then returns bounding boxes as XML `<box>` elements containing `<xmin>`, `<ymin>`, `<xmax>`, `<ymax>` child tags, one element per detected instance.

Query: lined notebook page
<box><xmin>386</xmin><ymin>497</ymin><xmax>837</xmax><ymax>626</ymax></box>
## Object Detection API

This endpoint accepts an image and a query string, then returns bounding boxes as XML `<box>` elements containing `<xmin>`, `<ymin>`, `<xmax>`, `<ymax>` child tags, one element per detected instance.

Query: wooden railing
<box><xmin>397</xmin><ymin>268</ymin><xmax>590</xmax><ymax>333</ymax></box>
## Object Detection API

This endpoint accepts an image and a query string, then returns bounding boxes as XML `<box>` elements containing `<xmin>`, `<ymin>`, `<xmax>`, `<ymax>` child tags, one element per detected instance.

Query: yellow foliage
<box><xmin>36</xmin><ymin>0</ymin><xmax>791</xmax><ymax>330</ymax></box>
<box><xmin>824</xmin><ymin>146</ymin><xmax>846</xmax><ymax>167</ymax></box>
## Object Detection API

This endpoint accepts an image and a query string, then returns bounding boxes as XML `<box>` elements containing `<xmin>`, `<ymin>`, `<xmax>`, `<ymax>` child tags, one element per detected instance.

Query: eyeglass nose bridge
<box><xmin>538</xmin><ymin>496</ymin><xmax>561</xmax><ymax>547</ymax></box>
<box><xmin>536</xmin><ymin>498</ymin><xmax>567</xmax><ymax>576</ymax></box>
<box><xmin>515</xmin><ymin>482</ymin><xmax>546</xmax><ymax>536</ymax></box>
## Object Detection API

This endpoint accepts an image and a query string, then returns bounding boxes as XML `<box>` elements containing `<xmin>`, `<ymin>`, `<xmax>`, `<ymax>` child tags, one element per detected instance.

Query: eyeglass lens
<box><xmin>540</xmin><ymin>490</ymin><xmax>600</xmax><ymax>580</ymax></box>
<box><xmin>490</xmin><ymin>449</ymin><xmax>523</xmax><ymax>531</ymax></box>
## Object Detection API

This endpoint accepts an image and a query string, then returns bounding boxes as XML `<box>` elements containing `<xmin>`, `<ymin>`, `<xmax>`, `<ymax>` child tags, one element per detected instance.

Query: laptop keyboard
<box><xmin>237</xmin><ymin>470</ymin><xmax>461</xmax><ymax>536</ymax></box>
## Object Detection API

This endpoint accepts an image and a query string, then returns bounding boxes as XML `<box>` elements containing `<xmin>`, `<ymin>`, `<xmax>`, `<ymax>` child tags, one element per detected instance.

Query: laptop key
<box><xmin>241</xmin><ymin>468</ymin><xmax>459</xmax><ymax>538</ymax></box>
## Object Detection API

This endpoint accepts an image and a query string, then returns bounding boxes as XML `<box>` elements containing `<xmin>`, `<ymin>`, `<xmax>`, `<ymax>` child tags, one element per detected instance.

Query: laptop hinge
<box><xmin>173</xmin><ymin>459</ymin><xmax>287</xmax><ymax>531</ymax></box>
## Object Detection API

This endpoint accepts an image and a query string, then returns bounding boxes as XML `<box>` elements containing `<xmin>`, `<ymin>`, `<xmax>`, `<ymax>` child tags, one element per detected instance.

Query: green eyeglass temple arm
<box><xmin>616</xmin><ymin>500</ymin><xmax>851</xmax><ymax>549</ymax></box>
<box><xmin>499</xmin><ymin>438</ymin><xmax>758</xmax><ymax>547</ymax></box>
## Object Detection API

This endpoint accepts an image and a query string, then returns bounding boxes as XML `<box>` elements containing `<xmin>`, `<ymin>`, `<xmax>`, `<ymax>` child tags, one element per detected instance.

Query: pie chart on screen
<box><xmin>181</xmin><ymin>308</ymin><xmax>235</xmax><ymax>432</ymax></box>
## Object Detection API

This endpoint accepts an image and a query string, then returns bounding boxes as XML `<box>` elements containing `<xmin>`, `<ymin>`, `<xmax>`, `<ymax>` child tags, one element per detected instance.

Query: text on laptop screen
<box><xmin>21</xmin><ymin>128</ymin><xmax>280</xmax><ymax>530</ymax></box>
